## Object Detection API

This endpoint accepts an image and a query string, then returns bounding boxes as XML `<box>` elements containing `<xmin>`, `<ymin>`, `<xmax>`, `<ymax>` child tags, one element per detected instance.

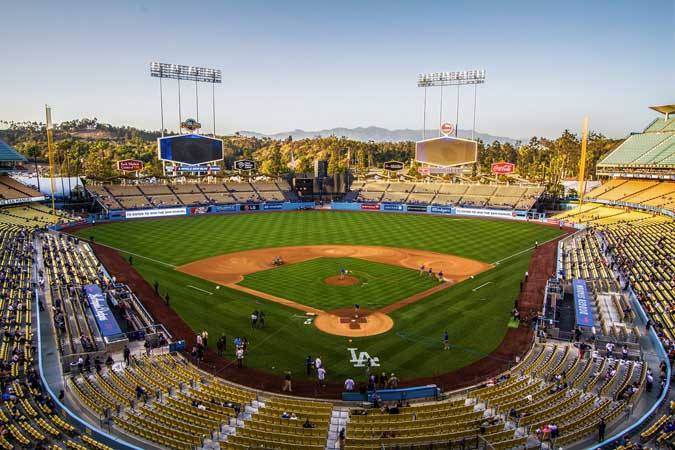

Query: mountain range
<box><xmin>237</xmin><ymin>126</ymin><xmax>519</xmax><ymax>146</ymax></box>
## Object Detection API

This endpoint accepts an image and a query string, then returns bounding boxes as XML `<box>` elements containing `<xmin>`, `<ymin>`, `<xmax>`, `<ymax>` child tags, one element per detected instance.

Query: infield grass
<box><xmin>76</xmin><ymin>211</ymin><xmax>563</xmax><ymax>382</ymax></box>
<box><xmin>238</xmin><ymin>257</ymin><xmax>439</xmax><ymax>310</ymax></box>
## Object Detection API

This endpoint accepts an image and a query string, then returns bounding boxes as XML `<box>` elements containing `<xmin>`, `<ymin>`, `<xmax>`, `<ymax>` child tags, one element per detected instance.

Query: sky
<box><xmin>1</xmin><ymin>0</ymin><xmax>673</xmax><ymax>140</ymax></box>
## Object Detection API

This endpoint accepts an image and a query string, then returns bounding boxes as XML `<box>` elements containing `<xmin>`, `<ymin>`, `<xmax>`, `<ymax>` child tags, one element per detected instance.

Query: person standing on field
<box><xmin>282</xmin><ymin>372</ymin><xmax>292</xmax><ymax>392</ymax></box>
<box><xmin>317</xmin><ymin>366</ymin><xmax>326</xmax><ymax>387</ymax></box>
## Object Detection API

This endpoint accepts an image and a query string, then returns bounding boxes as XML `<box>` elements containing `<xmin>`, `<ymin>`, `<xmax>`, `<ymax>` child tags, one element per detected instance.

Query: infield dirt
<box><xmin>176</xmin><ymin>245</ymin><xmax>492</xmax><ymax>336</ymax></box>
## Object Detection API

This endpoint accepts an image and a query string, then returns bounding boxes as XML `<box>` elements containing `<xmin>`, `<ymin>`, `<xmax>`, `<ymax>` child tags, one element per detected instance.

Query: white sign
<box><xmin>125</xmin><ymin>207</ymin><xmax>187</xmax><ymax>219</ymax></box>
<box><xmin>348</xmin><ymin>348</ymin><xmax>380</xmax><ymax>368</ymax></box>
<box><xmin>455</xmin><ymin>207</ymin><xmax>523</xmax><ymax>219</ymax></box>
<box><xmin>0</xmin><ymin>196</ymin><xmax>46</xmax><ymax>206</ymax></box>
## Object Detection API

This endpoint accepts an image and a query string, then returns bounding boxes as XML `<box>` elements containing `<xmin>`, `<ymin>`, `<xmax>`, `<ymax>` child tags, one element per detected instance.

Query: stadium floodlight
<box><xmin>150</xmin><ymin>62</ymin><xmax>222</xmax><ymax>83</ymax></box>
<box><xmin>417</xmin><ymin>69</ymin><xmax>485</xmax><ymax>87</ymax></box>
<box><xmin>150</xmin><ymin>62</ymin><xmax>222</xmax><ymax>141</ymax></box>
<box><xmin>417</xmin><ymin>69</ymin><xmax>486</xmax><ymax>140</ymax></box>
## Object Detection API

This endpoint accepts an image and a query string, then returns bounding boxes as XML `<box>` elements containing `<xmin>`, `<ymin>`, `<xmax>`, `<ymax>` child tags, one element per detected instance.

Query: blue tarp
<box><xmin>342</xmin><ymin>385</ymin><xmax>439</xmax><ymax>402</ymax></box>
<box><xmin>572</xmin><ymin>278</ymin><xmax>594</xmax><ymax>328</ymax></box>
<box><xmin>85</xmin><ymin>284</ymin><xmax>123</xmax><ymax>337</ymax></box>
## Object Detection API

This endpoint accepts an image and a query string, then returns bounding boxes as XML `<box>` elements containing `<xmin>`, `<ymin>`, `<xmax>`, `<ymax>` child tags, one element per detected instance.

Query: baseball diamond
<box><xmin>75</xmin><ymin>211</ymin><xmax>564</xmax><ymax>383</ymax></box>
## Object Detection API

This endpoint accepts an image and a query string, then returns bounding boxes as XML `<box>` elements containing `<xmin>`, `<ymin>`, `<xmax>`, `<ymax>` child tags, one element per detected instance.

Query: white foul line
<box><xmin>472</xmin><ymin>282</ymin><xmax>493</xmax><ymax>292</ymax></box>
<box><xmin>186</xmin><ymin>285</ymin><xmax>213</xmax><ymax>295</ymax></box>
<box><xmin>86</xmin><ymin>241</ymin><xmax>177</xmax><ymax>268</ymax></box>
<box><xmin>492</xmin><ymin>235</ymin><xmax>562</xmax><ymax>266</ymax></box>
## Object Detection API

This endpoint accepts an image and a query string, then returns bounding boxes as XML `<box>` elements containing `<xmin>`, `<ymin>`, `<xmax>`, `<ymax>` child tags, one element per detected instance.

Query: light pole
<box><xmin>150</xmin><ymin>62</ymin><xmax>222</xmax><ymax>171</ymax></box>
<box><xmin>417</xmin><ymin>70</ymin><xmax>486</xmax><ymax>139</ymax></box>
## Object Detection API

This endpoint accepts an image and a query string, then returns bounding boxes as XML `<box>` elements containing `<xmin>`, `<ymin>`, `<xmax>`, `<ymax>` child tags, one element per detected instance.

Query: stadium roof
<box><xmin>650</xmin><ymin>104</ymin><xmax>675</xmax><ymax>117</ymax></box>
<box><xmin>0</xmin><ymin>139</ymin><xmax>27</xmax><ymax>162</ymax></box>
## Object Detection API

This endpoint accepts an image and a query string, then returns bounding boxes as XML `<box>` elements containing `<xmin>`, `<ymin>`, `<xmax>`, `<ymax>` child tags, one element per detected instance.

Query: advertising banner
<box><xmin>214</xmin><ymin>205</ymin><xmax>237</xmax><ymax>213</ymax></box>
<box><xmin>234</xmin><ymin>159</ymin><xmax>256</xmax><ymax>171</ymax></box>
<box><xmin>117</xmin><ymin>159</ymin><xmax>143</xmax><ymax>172</ymax></box>
<box><xmin>263</xmin><ymin>203</ymin><xmax>284</xmax><ymax>210</ymax></box>
<box><xmin>240</xmin><ymin>204</ymin><xmax>260</xmax><ymax>211</ymax></box>
<box><xmin>190</xmin><ymin>206</ymin><xmax>208</xmax><ymax>215</ymax></box>
<box><xmin>0</xmin><ymin>196</ymin><xmax>46</xmax><ymax>206</ymax></box>
<box><xmin>84</xmin><ymin>284</ymin><xmax>122</xmax><ymax>337</ymax></box>
<box><xmin>429</xmin><ymin>206</ymin><xmax>454</xmax><ymax>214</ymax></box>
<box><xmin>166</xmin><ymin>165</ymin><xmax>220</xmax><ymax>173</ymax></box>
<box><xmin>360</xmin><ymin>203</ymin><xmax>381</xmax><ymax>210</ymax></box>
<box><xmin>382</xmin><ymin>204</ymin><xmax>404</xmax><ymax>211</ymax></box>
<box><xmin>491</xmin><ymin>162</ymin><xmax>515</xmax><ymax>174</ymax></box>
<box><xmin>407</xmin><ymin>205</ymin><xmax>428</xmax><ymax>213</ymax></box>
<box><xmin>383</xmin><ymin>161</ymin><xmax>405</xmax><ymax>171</ymax></box>
<box><xmin>455</xmin><ymin>208</ymin><xmax>519</xmax><ymax>219</ymax></box>
<box><xmin>573</xmin><ymin>278</ymin><xmax>594</xmax><ymax>327</ymax></box>
<box><xmin>124</xmin><ymin>207</ymin><xmax>187</xmax><ymax>219</ymax></box>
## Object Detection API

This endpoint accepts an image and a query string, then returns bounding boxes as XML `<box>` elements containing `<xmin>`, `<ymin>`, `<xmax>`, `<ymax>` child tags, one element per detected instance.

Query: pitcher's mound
<box><xmin>324</xmin><ymin>275</ymin><xmax>359</xmax><ymax>286</ymax></box>
<box><xmin>314</xmin><ymin>308</ymin><xmax>393</xmax><ymax>337</ymax></box>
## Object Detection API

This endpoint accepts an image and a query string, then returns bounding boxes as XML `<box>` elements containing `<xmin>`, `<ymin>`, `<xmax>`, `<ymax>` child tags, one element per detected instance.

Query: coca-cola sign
<box><xmin>491</xmin><ymin>162</ymin><xmax>515</xmax><ymax>174</ymax></box>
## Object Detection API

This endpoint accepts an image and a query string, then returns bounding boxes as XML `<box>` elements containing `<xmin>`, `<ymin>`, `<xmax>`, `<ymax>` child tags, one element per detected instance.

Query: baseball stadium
<box><xmin>1</xmin><ymin>1</ymin><xmax>674</xmax><ymax>443</ymax></box>
<box><xmin>0</xmin><ymin>99</ymin><xmax>674</xmax><ymax>450</ymax></box>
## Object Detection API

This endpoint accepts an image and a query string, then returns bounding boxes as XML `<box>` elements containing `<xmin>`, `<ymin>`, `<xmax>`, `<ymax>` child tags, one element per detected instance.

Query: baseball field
<box><xmin>75</xmin><ymin>210</ymin><xmax>563</xmax><ymax>383</ymax></box>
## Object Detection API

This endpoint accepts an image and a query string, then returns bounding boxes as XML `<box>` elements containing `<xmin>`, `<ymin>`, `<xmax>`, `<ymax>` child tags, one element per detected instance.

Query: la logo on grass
<box><xmin>348</xmin><ymin>348</ymin><xmax>380</xmax><ymax>367</ymax></box>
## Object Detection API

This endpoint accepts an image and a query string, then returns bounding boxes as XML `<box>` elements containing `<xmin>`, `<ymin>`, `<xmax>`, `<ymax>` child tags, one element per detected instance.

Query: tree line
<box><xmin>0</xmin><ymin>119</ymin><xmax>622</xmax><ymax>189</ymax></box>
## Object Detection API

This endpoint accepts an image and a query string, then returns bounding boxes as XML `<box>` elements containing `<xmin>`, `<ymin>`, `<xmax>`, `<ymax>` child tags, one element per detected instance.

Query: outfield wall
<box><xmin>330</xmin><ymin>202</ymin><xmax>546</xmax><ymax>220</ymax></box>
<box><xmin>52</xmin><ymin>202</ymin><xmax>315</xmax><ymax>230</ymax></box>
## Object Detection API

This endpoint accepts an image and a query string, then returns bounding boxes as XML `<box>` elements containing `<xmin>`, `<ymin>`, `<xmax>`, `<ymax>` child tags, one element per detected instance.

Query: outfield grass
<box><xmin>76</xmin><ymin>211</ymin><xmax>563</xmax><ymax>381</ymax></box>
<box><xmin>238</xmin><ymin>257</ymin><xmax>439</xmax><ymax>311</ymax></box>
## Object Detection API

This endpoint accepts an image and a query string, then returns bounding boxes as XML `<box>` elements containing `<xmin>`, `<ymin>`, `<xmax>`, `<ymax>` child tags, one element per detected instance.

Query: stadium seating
<box><xmin>352</xmin><ymin>181</ymin><xmax>544</xmax><ymax>210</ymax></box>
<box><xmin>340</xmin><ymin>342</ymin><xmax>634</xmax><ymax>449</ymax></box>
<box><xmin>0</xmin><ymin>203</ymin><xmax>74</xmax><ymax>227</ymax></box>
<box><xmin>86</xmin><ymin>181</ymin><xmax>293</xmax><ymax>210</ymax></box>
<box><xmin>0</xmin><ymin>176</ymin><xmax>42</xmax><ymax>200</ymax></box>
<box><xmin>0</xmin><ymin>224</ymin><xmax>119</xmax><ymax>449</ymax></box>
<box><xmin>599</xmin><ymin>134</ymin><xmax>672</xmax><ymax>166</ymax></box>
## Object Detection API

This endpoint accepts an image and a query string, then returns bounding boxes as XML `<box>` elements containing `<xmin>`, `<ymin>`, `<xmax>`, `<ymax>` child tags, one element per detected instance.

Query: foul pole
<box><xmin>577</xmin><ymin>116</ymin><xmax>589</xmax><ymax>222</ymax></box>
<box><xmin>45</xmin><ymin>105</ymin><xmax>57</xmax><ymax>223</ymax></box>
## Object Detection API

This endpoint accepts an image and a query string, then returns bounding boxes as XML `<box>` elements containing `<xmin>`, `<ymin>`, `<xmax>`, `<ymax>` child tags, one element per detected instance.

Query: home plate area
<box><xmin>314</xmin><ymin>308</ymin><xmax>394</xmax><ymax>337</ymax></box>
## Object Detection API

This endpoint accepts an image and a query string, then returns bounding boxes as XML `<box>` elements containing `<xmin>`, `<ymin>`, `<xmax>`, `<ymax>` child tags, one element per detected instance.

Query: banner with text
<box><xmin>125</xmin><ymin>207</ymin><xmax>187</xmax><ymax>219</ymax></box>
<box><xmin>85</xmin><ymin>284</ymin><xmax>123</xmax><ymax>337</ymax></box>
<box><xmin>455</xmin><ymin>207</ymin><xmax>521</xmax><ymax>219</ymax></box>
<box><xmin>573</xmin><ymin>278</ymin><xmax>594</xmax><ymax>328</ymax></box>
<box><xmin>0</xmin><ymin>196</ymin><xmax>46</xmax><ymax>206</ymax></box>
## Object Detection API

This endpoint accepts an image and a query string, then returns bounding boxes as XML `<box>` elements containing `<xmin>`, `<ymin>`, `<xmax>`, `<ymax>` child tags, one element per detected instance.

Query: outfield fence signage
<box><xmin>360</xmin><ymin>203</ymin><xmax>381</xmax><ymax>210</ymax></box>
<box><xmin>85</xmin><ymin>284</ymin><xmax>123</xmax><ymax>337</ymax></box>
<box><xmin>572</xmin><ymin>278</ymin><xmax>594</xmax><ymax>327</ymax></box>
<box><xmin>383</xmin><ymin>204</ymin><xmax>404</xmax><ymax>211</ymax></box>
<box><xmin>348</xmin><ymin>348</ymin><xmax>380</xmax><ymax>367</ymax></box>
<box><xmin>190</xmin><ymin>206</ymin><xmax>208</xmax><ymax>215</ymax></box>
<box><xmin>429</xmin><ymin>206</ymin><xmax>454</xmax><ymax>214</ymax></box>
<box><xmin>124</xmin><ymin>207</ymin><xmax>187</xmax><ymax>219</ymax></box>
<box><xmin>214</xmin><ymin>205</ymin><xmax>237</xmax><ymax>212</ymax></box>
<box><xmin>407</xmin><ymin>205</ymin><xmax>428</xmax><ymax>213</ymax></box>
<box><xmin>240</xmin><ymin>204</ymin><xmax>260</xmax><ymax>211</ymax></box>
<box><xmin>263</xmin><ymin>203</ymin><xmax>284</xmax><ymax>210</ymax></box>
<box><xmin>455</xmin><ymin>207</ymin><xmax>519</xmax><ymax>219</ymax></box>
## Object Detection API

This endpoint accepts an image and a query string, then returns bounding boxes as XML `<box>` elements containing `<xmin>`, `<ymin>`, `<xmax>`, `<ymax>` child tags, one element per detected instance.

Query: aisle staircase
<box><xmin>326</xmin><ymin>407</ymin><xmax>349</xmax><ymax>449</ymax></box>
